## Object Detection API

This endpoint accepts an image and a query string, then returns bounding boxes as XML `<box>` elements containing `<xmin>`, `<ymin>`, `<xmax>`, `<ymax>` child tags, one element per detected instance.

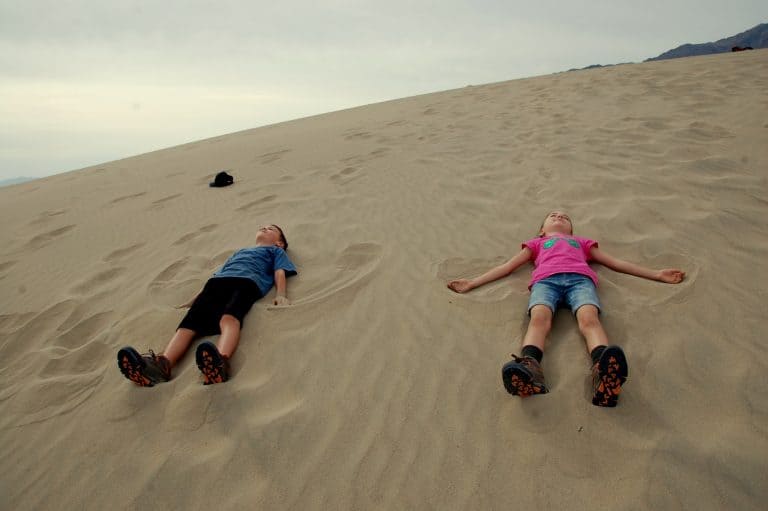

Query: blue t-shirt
<box><xmin>213</xmin><ymin>245</ymin><xmax>297</xmax><ymax>295</ymax></box>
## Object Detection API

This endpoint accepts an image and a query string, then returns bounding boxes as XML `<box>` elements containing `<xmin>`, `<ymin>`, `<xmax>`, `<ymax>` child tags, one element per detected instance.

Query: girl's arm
<box><xmin>448</xmin><ymin>247</ymin><xmax>532</xmax><ymax>293</ymax></box>
<box><xmin>273</xmin><ymin>269</ymin><xmax>290</xmax><ymax>305</ymax></box>
<box><xmin>590</xmin><ymin>247</ymin><xmax>685</xmax><ymax>284</ymax></box>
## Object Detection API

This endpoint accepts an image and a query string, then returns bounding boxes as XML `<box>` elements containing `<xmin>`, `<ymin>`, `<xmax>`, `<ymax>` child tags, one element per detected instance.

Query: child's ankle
<box><xmin>590</xmin><ymin>345</ymin><xmax>607</xmax><ymax>365</ymax></box>
<box><xmin>521</xmin><ymin>345</ymin><xmax>543</xmax><ymax>363</ymax></box>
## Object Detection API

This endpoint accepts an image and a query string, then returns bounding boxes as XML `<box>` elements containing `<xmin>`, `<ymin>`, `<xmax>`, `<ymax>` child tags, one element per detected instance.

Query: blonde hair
<box><xmin>538</xmin><ymin>211</ymin><xmax>573</xmax><ymax>237</ymax></box>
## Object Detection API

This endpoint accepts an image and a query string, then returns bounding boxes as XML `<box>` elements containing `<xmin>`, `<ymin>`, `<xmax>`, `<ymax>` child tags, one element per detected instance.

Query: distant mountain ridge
<box><xmin>646</xmin><ymin>23</ymin><xmax>768</xmax><ymax>61</ymax></box>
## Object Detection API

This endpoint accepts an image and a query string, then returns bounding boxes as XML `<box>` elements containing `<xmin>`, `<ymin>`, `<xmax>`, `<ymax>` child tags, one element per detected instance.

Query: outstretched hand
<box><xmin>657</xmin><ymin>269</ymin><xmax>685</xmax><ymax>284</ymax></box>
<box><xmin>273</xmin><ymin>295</ymin><xmax>291</xmax><ymax>306</ymax></box>
<box><xmin>447</xmin><ymin>279</ymin><xmax>473</xmax><ymax>293</ymax></box>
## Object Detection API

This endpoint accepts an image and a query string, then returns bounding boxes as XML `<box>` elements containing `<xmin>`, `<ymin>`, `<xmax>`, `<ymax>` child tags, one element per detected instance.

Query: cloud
<box><xmin>1</xmin><ymin>1</ymin><xmax>766</xmax><ymax>178</ymax></box>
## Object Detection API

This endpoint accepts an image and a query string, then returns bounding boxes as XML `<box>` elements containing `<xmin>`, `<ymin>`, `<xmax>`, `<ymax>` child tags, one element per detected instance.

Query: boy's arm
<box><xmin>273</xmin><ymin>269</ymin><xmax>290</xmax><ymax>305</ymax></box>
<box><xmin>448</xmin><ymin>247</ymin><xmax>532</xmax><ymax>293</ymax></box>
<box><xmin>590</xmin><ymin>247</ymin><xmax>685</xmax><ymax>284</ymax></box>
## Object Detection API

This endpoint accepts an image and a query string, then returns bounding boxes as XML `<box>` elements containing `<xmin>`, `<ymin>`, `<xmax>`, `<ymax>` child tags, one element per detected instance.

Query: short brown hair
<box><xmin>272</xmin><ymin>224</ymin><xmax>288</xmax><ymax>250</ymax></box>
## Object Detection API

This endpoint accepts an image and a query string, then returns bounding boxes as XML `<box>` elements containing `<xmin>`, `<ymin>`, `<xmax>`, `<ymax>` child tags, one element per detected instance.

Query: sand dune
<box><xmin>1</xmin><ymin>50</ymin><xmax>767</xmax><ymax>510</ymax></box>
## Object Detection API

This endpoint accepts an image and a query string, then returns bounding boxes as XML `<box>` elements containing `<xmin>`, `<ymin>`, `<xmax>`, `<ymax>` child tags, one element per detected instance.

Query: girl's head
<box><xmin>257</xmin><ymin>224</ymin><xmax>289</xmax><ymax>250</ymax></box>
<box><xmin>538</xmin><ymin>211</ymin><xmax>573</xmax><ymax>237</ymax></box>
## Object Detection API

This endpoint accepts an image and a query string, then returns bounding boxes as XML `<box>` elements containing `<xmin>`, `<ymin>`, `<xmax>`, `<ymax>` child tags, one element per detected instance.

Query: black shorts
<box><xmin>178</xmin><ymin>277</ymin><xmax>263</xmax><ymax>336</ymax></box>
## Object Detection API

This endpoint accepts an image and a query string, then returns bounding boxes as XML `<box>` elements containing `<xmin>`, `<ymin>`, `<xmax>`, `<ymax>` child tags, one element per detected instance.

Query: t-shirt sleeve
<box><xmin>578</xmin><ymin>237</ymin><xmax>598</xmax><ymax>261</ymax></box>
<box><xmin>522</xmin><ymin>238</ymin><xmax>541</xmax><ymax>259</ymax></box>
<box><xmin>273</xmin><ymin>248</ymin><xmax>298</xmax><ymax>277</ymax></box>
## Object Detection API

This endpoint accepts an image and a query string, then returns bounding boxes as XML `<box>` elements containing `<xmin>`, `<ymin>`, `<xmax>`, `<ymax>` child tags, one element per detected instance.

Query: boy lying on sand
<box><xmin>117</xmin><ymin>224</ymin><xmax>297</xmax><ymax>386</ymax></box>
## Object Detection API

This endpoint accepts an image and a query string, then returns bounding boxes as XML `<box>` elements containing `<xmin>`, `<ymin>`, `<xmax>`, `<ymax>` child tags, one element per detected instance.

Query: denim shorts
<box><xmin>528</xmin><ymin>273</ymin><xmax>601</xmax><ymax>316</ymax></box>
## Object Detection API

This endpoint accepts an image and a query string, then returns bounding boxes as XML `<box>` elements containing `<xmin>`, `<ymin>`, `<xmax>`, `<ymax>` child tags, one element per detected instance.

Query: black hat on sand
<box><xmin>209</xmin><ymin>171</ymin><xmax>234</xmax><ymax>187</ymax></box>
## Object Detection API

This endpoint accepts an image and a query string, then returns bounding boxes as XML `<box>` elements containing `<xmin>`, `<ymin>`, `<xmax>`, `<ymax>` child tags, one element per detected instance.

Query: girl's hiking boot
<box><xmin>195</xmin><ymin>341</ymin><xmax>230</xmax><ymax>385</ymax></box>
<box><xmin>591</xmin><ymin>345</ymin><xmax>628</xmax><ymax>407</ymax></box>
<box><xmin>117</xmin><ymin>347</ymin><xmax>171</xmax><ymax>387</ymax></box>
<box><xmin>502</xmin><ymin>355</ymin><xmax>549</xmax><ymax>397</ymax></box>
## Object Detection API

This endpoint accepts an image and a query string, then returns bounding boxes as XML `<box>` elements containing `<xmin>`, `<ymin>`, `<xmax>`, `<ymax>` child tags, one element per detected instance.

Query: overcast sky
<box><xmin>1</xmin><ymin>1</ymin><xmax>765</xmax><ymax>181</ymax></box>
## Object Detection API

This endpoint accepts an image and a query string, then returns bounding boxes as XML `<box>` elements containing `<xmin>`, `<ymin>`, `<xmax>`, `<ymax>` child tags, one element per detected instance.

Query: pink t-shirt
<box><xmin>522</xmin><ymin>235</ymin><xmax>599</xmax><ymax>289</ymax></box>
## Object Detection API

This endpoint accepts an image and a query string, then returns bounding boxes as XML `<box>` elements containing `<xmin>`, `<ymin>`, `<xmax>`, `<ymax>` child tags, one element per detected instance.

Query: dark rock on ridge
<box><xmin>645</xmin><ymin>23</ymin><xmax>767</xmax><ymax>61</ymax></box>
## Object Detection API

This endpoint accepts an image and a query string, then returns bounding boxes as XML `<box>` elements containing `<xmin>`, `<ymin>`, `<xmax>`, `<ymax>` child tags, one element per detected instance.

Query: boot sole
<box><xmin>117</xmin><ymin>347</ymin><xmax>154</xmax><ymax>387</ymax></box>
<box><xmin>501</xmin><ymin>361</ymin><xmax>548</xmax><ymax>397</ymax></box>
<box><xmin>592</xmin><ymin>346</ymin><xmax>628</xmax><ymax>407</ymax></box>
<box><xmin>195</xmin><ymin>341</ymin><xmax>229</xmax><ymax>385</ymax></box>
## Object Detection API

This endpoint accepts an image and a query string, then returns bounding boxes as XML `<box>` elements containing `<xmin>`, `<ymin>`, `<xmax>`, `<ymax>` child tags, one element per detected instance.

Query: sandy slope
<box><xmin>1</xmin><ymin>50</ymin><xmax>767</xmax><ymax>510</ymax></box>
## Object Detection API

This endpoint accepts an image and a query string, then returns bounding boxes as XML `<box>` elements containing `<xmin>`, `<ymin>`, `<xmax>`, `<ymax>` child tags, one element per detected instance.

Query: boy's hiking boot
<box><xmin>117</xmin><ymin>347</ymin><xmax>171</xmax><ymax>387</ymax></box>
<box><xmin>502</xmin><ymin>355</ymin><xmax>549</xmax><ymax>397</ymax></box>
<box><xmin>591</xmin><ymin>345</ymin><xmax>628</xmax><ymax>407</ymax></box>
<box><xmin>196</xmin><ymin>341</ymin><xmax>230</xmax><ymax>385</ymax></box>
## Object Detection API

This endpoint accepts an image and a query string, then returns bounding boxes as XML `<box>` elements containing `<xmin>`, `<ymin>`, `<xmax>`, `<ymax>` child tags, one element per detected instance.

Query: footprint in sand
<box><xmin>53</xmin><ymin>310</ymin><xmax>115</xmax><ymax>350</ymax></box>
<box><xmin>0</xmin><ymin>302</ymin><xmax>76</xmax><ymax>369</ymax></box>
<box><xmin>369</xmin><ymin>147</ymin><xmax>390</xmax><ymax>158</ymax></box>
<box><xmin>103</xmin><ymin>242</ymin><xmax>146</xmax><ymax>263</ymax></box>
<box><xmin>675</xmin><ymin>121</ymin><xmax>734</xmax><ymax>143</ymax></box>
<box><xmin>69</xmin><ymin>267</ymin><xmax>127</xmax><ymax>295</ymax></box>
<box><xmin>1</xmin><ymin>370</ymin><xmax>103</xmax><ymax>428</ymax></box>
<box><xmin>329</xmin><ymin>167</ymin><xmax>360</xmax><ymax>184</ymax></box>
<box><xmin>172</xmin><ymin>223</ymin><xmax>219</xmax><ymax>246</ymax></box>
<box><xmin>236</xmin><ymin>195</ymin><xmax>278</xmax><ymax>212</ymax></box>
<box><xmin>344</xmin><ymin>130</ymin><xmax>374</xmax><ymax>141</ymax></box>
<box><xmin>0</xmin><ymin>311</ymin><xmax>37</xmax><ymax>340</ymax></box>
<box><xmin>25</xmin><ymin>224</ymin><xmax>76</xmax><ymax>250</ymax></box>
<box><xmin>258</xmin><ymin>148</ymin><xmax>291</xmax><ymax>164</ymax></box>
<box><xmin>0</xmin><ymin>298</ymin><xmax>114</xmax><ymax>428</ymax></box>
<box><xmin>150</xmin><ymin>193</ymin><xmax>183</xmax><ymax>209</ymax></box>
<box><xmin>151</xmin><ymin>257</ymin><xmax>191</xmax><ymax>284</ymax></box>
<box><xmin>0</xmin><ymin>259</ymin><xmax>18</xmax><ymax>279</ymax></box>
<box><xmin>146</xmin><ymin>257</ymin><xmax>207</xmax><ymax>305</ymax></box>
<box><xmin>275</xmin><ymin>242</ymin><xmax>384</xmax><ymax>308</ymax></box>
<box><xmin>27</xmin><ymin>208</ymin><xmax>68</xmax><ymax>227</ymax></box>
<box><xmin>37</xmin><ymin>339</ymin><xmax>111</xmax><ymax>382</ymax></box>
<box><xmin>339</xmin><ymin>154</ymin><xmax>365</xmax><ymax>167</ymax></box>
<box><xmin>109</xmin><ymin>191</ymin><xmax>147</xmax><ymax>204</ymax></box>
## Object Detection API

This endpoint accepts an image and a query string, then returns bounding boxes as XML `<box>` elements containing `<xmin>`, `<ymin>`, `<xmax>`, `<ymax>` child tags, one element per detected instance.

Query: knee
<box><xmin>576</xmin><ymin>306</ymin><xmax>601</xmax><ymax>331</ymax></box>
<box><xmin>219</xmin><ymin>314</ymin><xmax>241</xmax><ymax>330</ymax></box>
<box><xmin>529</xmin><ymin>306</ymin><xmax>553</xmax><ymax>331</ymax></box>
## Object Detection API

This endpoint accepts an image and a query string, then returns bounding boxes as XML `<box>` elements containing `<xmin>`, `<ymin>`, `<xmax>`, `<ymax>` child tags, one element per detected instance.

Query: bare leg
<box><xmin>502</xmin><ymin>305</ymin><xmax>551</xmax><ymax>396</ymax></box>
<box><xmin>216</xmin><ymin>314</ymin><xmax>242</xmax><ymax>358</ymax></box>
<box><xmin>521</xmin><ymin>305</ymin><xmax>553</xmax><ymax>351</ymax></box>
<box><xmin>575</xmin><ymin>305</ymin><xmax>610</xmax><ymax>353</ymax></box>
<box><xmin>161</xmin><ymin>328</ymin><xmax>197</xmax><ymax>366</ymax></box>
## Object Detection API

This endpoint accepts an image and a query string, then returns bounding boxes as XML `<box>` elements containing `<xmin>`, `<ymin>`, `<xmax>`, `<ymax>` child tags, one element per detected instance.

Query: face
<box><xmin>256</xmin><ymin>225</ymin><xmax>284</xmax><ymax>247</ymax></box>
<box><xmin>540</xmin><ymin>211</ymin><xmax>573</xmax><ymax>235</ymax></box>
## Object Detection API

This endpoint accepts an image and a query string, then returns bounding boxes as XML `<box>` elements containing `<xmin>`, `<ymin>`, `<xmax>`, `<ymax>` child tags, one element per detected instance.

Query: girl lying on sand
<box><xmin>448</xmin><ymin>211</ymin><xmax>684</xmax><ymax>407</ymax></box>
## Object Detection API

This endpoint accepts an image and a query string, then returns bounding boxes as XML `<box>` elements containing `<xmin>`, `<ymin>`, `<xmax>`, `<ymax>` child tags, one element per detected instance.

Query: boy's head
<box><xmin>256</xmin><ymin>224</ymin><xmax>288</xmax><ymax>250</ymax></box>
<box><xmin>538</xmin><ymin>211</ymin><xmax>573</xmax><ymax>237</ymax></box>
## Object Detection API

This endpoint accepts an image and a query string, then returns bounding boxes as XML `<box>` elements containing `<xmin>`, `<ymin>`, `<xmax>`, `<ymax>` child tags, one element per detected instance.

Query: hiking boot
<box><xmin>195</xmin><ymin>341</ymin><xmax>230</xmax><ymax>385</ymax></box>
<box><xmin>591</xmin><ymin>345</ymin><xmax>628</xmax><ymax>407</ymax></box>
<box><xmin>501</xmin><ymin>355</ymin><xmax>549</xmax><ymax>397</ymax></box>
<box><xmin>117</xmin><ymin>347</ymin><xmax>172</xmax><ymax>387</ymax></box>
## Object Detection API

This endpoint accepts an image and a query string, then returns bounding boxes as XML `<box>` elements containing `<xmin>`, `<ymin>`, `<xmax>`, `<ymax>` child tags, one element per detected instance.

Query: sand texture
<box><xmin>1</xmin><ymin>50</ymin><xmax>767</xmax><ymax>510</ymax></box>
